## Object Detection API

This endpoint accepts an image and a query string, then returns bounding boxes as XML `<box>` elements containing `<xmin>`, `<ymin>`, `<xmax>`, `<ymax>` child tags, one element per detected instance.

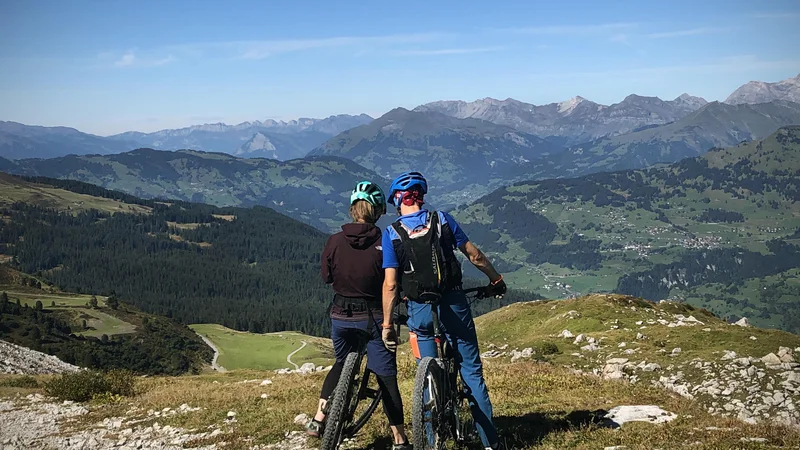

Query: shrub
<box><xmin>44</xmin><ymin>369</ymin><xmax>136</xmax><ymax>402</ymax></box>
<box><xmin>0</xmin><ymin>375</ymin><xmax>39</xmax><ymax>388</ymax></box>
<box><xmin>537</xmin><ymin>342</ymin><xmax>560</xmax><ymax>355</ymax></box>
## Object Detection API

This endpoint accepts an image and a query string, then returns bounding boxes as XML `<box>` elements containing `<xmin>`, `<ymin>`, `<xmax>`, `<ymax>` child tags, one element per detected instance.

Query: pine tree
<box><xmin>89</xmin><ymin>296</ymin><xmax>98</xmax><ymax>309</ymax></box>
<box><xmin>107</xmin><ymin>294</ymin><xmax>119</xmax><ymax>310</ymax></box>
<box><xmin>35</xmin><ymin>300</ymin><xmax>43</xmax><ymax>311</ymax></box>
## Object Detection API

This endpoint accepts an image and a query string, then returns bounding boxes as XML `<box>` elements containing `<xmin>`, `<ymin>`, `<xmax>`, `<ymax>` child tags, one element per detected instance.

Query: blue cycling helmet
<box><xmin>388</xmin><ymin>171</ymin><xmax>427</xmax><ymax>206</ymax></box>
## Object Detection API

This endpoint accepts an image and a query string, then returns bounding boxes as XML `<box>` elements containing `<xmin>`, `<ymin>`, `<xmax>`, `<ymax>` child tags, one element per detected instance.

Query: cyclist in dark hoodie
<box><xmin>306</xmin><ymin>181</ymin><xmax>411</xmax><ymax>450</ymax></box>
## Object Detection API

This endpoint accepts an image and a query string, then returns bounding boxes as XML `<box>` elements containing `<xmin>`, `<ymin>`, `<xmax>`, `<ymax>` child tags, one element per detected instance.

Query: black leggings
<box><xmin>319</xmin><ymin>362</ymin><xmax>405</xmax><ymax>426</ymax></box>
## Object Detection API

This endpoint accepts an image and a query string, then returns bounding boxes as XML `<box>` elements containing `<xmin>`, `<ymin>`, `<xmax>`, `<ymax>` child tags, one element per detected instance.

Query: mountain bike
<box><xmin>411</xmin><ymin>286</ymin><xmax>486</xmax><ymax>450</ymax></box>
<box><xmin>320</xmin><ymin>308</ymin><xmax>408</xmax><ymax>450</ymax></box>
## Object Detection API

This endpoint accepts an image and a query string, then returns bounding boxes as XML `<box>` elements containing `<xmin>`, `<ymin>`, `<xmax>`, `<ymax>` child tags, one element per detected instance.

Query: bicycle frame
<box><xmin>427</xmin><ymin>287</ymin><xmax>483</xmax><ymax>444</ymax></box>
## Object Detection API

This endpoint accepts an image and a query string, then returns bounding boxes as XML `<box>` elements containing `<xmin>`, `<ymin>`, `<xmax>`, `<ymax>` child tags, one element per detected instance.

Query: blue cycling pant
<box><xmin>406</xmin><ymin>290</ymin><xmax>498</xmax><ymax>447</ymax></box>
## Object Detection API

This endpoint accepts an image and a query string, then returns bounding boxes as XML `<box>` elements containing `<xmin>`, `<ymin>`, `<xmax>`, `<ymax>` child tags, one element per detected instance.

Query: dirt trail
<box><xmin>285</xmin><ymin>341</ymin><xmax>307</xmax><ymax>370</ymax></box>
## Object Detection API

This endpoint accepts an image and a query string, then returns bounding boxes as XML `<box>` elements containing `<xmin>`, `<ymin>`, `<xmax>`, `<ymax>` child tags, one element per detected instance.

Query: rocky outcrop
<box><xmin>0</xmin><ymin>340</ymin><xmax>79</xmax><ymax>375</ymax></box>
<box><xmin>0</xmin><ymin>395</ymin><xmax>216</xmax><ymax>450</ymax></box>
<box><xmin>275</xmin><ymin>364</ymin><xmax>331</xmax><ymax>375</ymax></box>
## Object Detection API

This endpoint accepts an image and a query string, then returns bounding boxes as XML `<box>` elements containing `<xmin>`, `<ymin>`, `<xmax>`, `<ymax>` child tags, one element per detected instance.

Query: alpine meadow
<box><xmin>1</xmin><ymin>2</ymin><xmax>800</xmax><ymax>449</ymax></box>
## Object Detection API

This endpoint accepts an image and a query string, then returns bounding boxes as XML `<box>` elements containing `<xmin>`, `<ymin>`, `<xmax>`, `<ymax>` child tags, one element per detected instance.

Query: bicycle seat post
<box><xmin>429</xmin><ymin>299</ymin><xmax>445</xmax><ymax>360</ymax></box>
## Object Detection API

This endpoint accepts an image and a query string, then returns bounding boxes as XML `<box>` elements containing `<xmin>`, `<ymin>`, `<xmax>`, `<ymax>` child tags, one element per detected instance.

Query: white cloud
<box><xmin>646</xmin><ymin>27</ymin><xmax>728</xmax><ymax>39</ymax></box>
<box><xmin>170</xmin><ymin>32</ymin><xmax>449</xmax><ymax>60</ymax></box>
<box><xmin>392</xmin><ymin>46</ymin><xmax>504</xmax><ymax>56</ymax></box>
<box><xmin>107</xmin><ymin>50</ymin><xmax>175</xmax><ymax>68</ymax></box>
<box><xmin>502</xmin><ymin>22</ymin><xmax>638</xmax><ymax>35</ymax></box>
<box><xmin>114</xmin><ymin>52</ymin><xmax>136</xmax><ymax>67</ymax></box>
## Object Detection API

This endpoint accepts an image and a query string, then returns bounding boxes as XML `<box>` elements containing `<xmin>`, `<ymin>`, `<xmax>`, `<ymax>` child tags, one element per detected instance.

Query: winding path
<box><xmin>199</xmin><ymin>335</ymin><xmax>226</xmax><ymax>372</ymax></box>
<box><xmin>286</xmin><ymin>340</ymin><xmax>307</xmax><ymax>370</ymax></box>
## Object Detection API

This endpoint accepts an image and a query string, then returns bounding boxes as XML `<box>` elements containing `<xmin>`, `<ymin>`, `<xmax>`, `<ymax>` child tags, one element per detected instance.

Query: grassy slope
<box><xmin>189</xmin><ymin>324</ymin><xmax>333</xmax><ymax>371</ymax></box>
<box><xmin>0</xmin><ymin>172</ymin><xmax>151</xmax><ymax>214</ymax></box>
<box><xmin>476</xmin><ymin>294</ymin><xmax>800</xmax><ymax>365</ymax></box>
<box><xmin>2</xmin><ymin>295</ymin><xmax>799</xmax><ymax>449</ymax></box>
<box><xmin>0</xmin><ymin>267</ymin><xmax>137</xmax><ymax>338</ymax></box>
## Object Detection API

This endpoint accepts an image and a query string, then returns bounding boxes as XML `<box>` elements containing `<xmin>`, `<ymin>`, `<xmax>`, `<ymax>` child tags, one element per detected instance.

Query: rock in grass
<box><xmin>294</xmin><ymin>413</ymin><xmax>311</xmax><ymax>426</ymax></box>
<box><xmin>761</xmin><ymin>353</ymin><xmax>781</xmax><ymax>365</ymax></box>
<box><xmin>734</xmin><ymin>317</ymin><xmax>751</xmax><ymax>327</ymax></box>
<box><xmin>603</xmin><ymin>405</ymin><xmax>677</xmax><ymax>426</ymax></box>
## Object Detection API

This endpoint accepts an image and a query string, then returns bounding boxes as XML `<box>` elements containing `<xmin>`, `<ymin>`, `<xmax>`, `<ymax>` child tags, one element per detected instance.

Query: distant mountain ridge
<box><xmin>414</xmin><ymin>92</ymin><xmax>709</xmax><ymax>146</ymax></box>
<box><xmin>0</xmin><ymin>148</ymin><xmax>387</xmax><ymax>232</ymax></box>
<box><xmin>0</xmin><ymin>115</ymin><xmax>374</xmax><ymax>161</ymax></box>
<box><xmin>543</xmin><ymin>100</ymin><xmax>800</xmax><ymax>178</ymax></box>
<box><xmin>0</xmin><ymin>121</ymin><xmax>139</xmax><ymax>160</ymax></box>
<box><xmin>108</xmin><ymin>114</ymin><xmax>374</xmax><ymax>160</ymax></box>
<box><xmin>308</xmin><ymin>107</ymin><xmax>564</xmax><ymax>206</ymax></box>
<box><xmin>725</xmin><ymin>73</ymin><xmax>800</xmax><ymax>105</ymax></box>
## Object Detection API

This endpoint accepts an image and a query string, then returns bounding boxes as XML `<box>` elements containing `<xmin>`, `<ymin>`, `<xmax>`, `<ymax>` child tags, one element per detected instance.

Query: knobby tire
<box><xmin>320</xmin><ymin>352</ymin><xmax>360</xmax><ymax>450</ymax></box>
<box><xmin>412</xmin><ymin>356</ymin><xmax>445</xmax><ymax>450</ymax></box>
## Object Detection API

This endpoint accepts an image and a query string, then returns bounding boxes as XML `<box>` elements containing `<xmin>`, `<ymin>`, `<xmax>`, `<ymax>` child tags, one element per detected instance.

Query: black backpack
<box><xmin>391</xmin><ymin>211</ymin><xmax>462</xmax><ymax>301</ymax></box>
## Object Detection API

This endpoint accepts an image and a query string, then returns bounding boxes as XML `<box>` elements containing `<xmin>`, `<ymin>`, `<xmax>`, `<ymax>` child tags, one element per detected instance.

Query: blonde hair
<box><xmin>349</xmin><ymin>200</ymin><xmax>381</xmax><ymax>224</ymax></box>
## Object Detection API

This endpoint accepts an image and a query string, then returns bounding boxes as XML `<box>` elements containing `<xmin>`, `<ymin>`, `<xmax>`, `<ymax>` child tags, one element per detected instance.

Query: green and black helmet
<box><xmin>350</xmin><ymin>181</ymin><xmax>387</xmax><ymax>215</ymax></box>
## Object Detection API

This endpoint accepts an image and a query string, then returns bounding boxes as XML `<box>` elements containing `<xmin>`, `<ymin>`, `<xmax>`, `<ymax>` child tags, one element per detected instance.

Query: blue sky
<box><xmin>1</xmin><ymin>0</ymin><xmax>799</xmax><ymax>135</ymax></box>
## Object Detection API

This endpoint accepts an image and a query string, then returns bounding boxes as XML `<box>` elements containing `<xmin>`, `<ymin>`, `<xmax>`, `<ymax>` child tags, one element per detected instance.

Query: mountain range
<box><xmin>725</xmin><ymin>73</ymin><xmax>800</xmax><ymax>105</ymax></box>
<box><xmin>0</xmin><ymin>122</ymin><xmax>140</xmax><ymax>160</ymax></box>
<box><xmin>2</xmin><ymin>99</ymin><xmax>799</xmax><ymax>228</ymax></box>
<box><xmin>109</xmin><ymin>114</ymin><xmax>374</xmax><ymax>160</ymax></box>
<box><xmin>0</xmin><ymin>114</ymin><xmax>373</xmax><ymax>161</ymax></box>
<box><xmin>2</xmin><ymin>73</ymin><xmax>797</xmax><ymax>163</ymax></box>
<box><xmin>415</xmin><ymin>92</ymin><xmax>709</xmax><ymax>146</ymax></box>
<box><xmin>534</xmin><ymin>100</ymin><xmax>800</xmax><ymax>179</ymax></box>
<box><xmin>308</xmin><ymin>107</ymin><xmax>563</xmax><ymax>206</ymax></box>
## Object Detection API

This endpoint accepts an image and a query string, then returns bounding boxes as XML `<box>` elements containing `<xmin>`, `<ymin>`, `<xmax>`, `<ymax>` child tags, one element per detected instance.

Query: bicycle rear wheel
<box><xmin>320</xmin><ymin>352</ymin><xmax>360</xmax><ymax>450</ymax></box>
<box><xmin>412</xmin><ymin>356</ymin><xmax>445</xmax><ymax>450</ymax></box>
<box><xmin>453</xmin><ymin>372</ymin><xmax>477</xmax><ymax>446</ymax></box>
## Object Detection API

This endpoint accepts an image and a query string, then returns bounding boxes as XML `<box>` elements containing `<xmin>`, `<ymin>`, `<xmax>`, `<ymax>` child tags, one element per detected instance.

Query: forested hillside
<box><xmin>454</xmin><ymin>126</ymin><xmax>800</xmax><ymax>332</ymax></box>
<box><xmin>0</xmin><ymin>174</ymin><xmax>537</xmax><ymax>340</ymax></box>
<box><xmin>0</xmin><ymin>267</ymin><xmax>211</xmax><ymax>375</ymax></box>
<box><xmin>0</xmin><ymin>174</ymin><xmax>335</xmax><ymax>335</ymax></box>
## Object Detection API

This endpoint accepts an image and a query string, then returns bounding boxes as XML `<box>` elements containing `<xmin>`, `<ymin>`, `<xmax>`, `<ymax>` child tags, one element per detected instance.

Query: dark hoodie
<box><xmin>321</xmin><ymin>223</ymin><xmax>384</xmax><ymax>302</ymax></box>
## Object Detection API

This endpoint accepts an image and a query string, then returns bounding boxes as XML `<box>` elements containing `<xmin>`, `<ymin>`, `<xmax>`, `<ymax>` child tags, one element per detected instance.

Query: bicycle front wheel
<box><xmin>412</xmin><ymin>356</ymin><xmax>445</xmax><ymax>450</ymax></box>
<box><xmin>320</xmin><ymin>352</ymin><xmax>360</xmax><ymax>450</ymax></box>
<box><xmin>346</xmin><ymin>355</ymin><xmax>382</xmax><ymax>436</ymax></box>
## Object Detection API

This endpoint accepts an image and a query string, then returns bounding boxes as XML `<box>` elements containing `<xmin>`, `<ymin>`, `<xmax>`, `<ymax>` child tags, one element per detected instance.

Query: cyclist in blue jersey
<box><xmin>379</xmin><ymin>171</ymin><xmax>507</xmax><ymax>450</ymax></box>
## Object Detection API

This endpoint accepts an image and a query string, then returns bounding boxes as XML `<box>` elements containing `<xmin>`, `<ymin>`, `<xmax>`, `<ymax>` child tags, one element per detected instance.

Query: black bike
<box><xmin>320</xmin><ymin>309</ymin><xmax>408</xmax><ymax>450</ymax></box>
<box><xmin>411</xmin><ymin>287</ymin><xmax>485</xmax><ymax>450</ymax></box>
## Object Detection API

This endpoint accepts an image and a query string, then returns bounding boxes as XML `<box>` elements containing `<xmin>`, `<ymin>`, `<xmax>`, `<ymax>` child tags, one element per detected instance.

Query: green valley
<box><xmin>190</xmin><ymin>324</ymin><xmax>333</xmax><ymax>371</ymax></box>
<box><xmin>454</xmin><ymin>126</ymin><xmax>800</xmax><ymax>332</ymax></box>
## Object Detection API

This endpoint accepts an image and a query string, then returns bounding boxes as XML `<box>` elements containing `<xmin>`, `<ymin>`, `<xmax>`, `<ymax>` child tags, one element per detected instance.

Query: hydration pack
<box><xmin>391</xmin><ymin>211</ymin><xmax>463</xmax><ymax>301</ymax></box>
